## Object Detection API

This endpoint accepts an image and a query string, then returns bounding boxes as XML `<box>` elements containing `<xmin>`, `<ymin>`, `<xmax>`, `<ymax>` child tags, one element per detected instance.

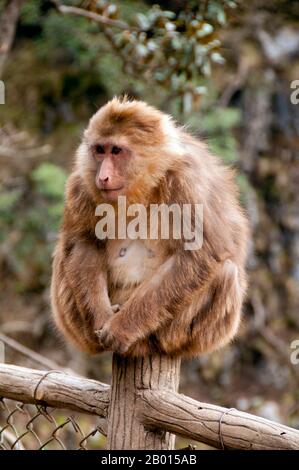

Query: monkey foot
<box><xmin>95</xmin><ymin>322</ymin><xmax>132</xmax><ymax>354</ymax></box>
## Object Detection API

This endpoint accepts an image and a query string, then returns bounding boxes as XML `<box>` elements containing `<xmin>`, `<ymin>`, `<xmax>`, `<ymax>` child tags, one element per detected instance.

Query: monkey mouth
<box><xmin>100</xmin><ymin>187</ymin><xmax>125</xmax><ymax>199</ymax></box>
<box><xmin>100</xmin><ymin>186</ymin><xmax>124</xmax><ymax>192</ymax></box>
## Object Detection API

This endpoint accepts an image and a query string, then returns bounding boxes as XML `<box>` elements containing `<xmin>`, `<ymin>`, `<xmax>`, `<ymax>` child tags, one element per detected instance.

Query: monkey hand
<box><xmin>96</xmin><ymin>315</ymin><xmax>135</xmax><ymax>354</ymax></box>
<box><xmin>93</xmin><ymin>307</ymin><xmax>115</xmax><ymax>332</ymax></box>
<box><xmin>94</xmin><ymin>304</ymin><xmax>121</xmax><ymax>342</ymax></box>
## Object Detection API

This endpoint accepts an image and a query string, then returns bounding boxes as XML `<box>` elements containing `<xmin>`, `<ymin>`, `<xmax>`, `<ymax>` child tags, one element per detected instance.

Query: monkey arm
<box><xmin>97</xmin><ymin>248</ymin><xmax>220</xmax><ymax>354</ymax></box>
<box><xmin>64</xmin><ymin>239</ymin><xmax>114</xmax><ymax>329</ymax></box>
<box><xmin>51</xmin><ymin>235</ymin><xmax>114</xmax><ymax>354</ymax></box>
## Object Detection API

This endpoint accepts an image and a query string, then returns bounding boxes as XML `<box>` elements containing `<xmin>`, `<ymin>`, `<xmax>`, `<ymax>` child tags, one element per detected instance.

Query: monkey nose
<box><xmin>100</xmin><ymin>176</ymin><xmax>109</xmax><ymax>183</ymax></box>
<box><xmin>96</xmin><ymin>173</ymin><xmax>109</xmax><ymax>189</ymax></box>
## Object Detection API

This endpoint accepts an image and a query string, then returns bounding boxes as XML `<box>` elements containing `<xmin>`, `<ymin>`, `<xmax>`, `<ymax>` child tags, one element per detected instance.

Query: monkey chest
<box><xmin>107</xmin><ymin>239</ymin><xmax>161</xmax><ymax>286</ymax></box>
<box><xmin>107</xmin><ymin>239</ymin><xmax>162</xmax><ymax>303</ymax></box>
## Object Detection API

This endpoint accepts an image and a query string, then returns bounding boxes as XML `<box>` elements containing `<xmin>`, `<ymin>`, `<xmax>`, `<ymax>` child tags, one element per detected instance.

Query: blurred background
<box><xmin>0</xmin><ymin>0</ymin><xmax>299</xmax><ymax>436</ymax></box>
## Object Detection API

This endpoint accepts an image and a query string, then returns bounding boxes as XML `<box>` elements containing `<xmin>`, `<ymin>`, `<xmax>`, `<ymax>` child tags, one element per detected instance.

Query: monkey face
<box><xmin>90</xmin><ymin>141</ymin><xmax>132</xmax><ymax>201</ymax></box>
<box><xmin>79</xmin><ymin>97</ymin><xmax>181</xmax><ymax>204</ymax></box>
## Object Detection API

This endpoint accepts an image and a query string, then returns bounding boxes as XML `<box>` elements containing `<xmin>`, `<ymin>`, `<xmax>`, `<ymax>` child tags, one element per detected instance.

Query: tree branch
<box><xmin>0</xmin><ymin>0</ymin><xmax>26</xmax><ymax>78</ymax></box>
<box><xmin>0</xmin><ymin>364</ymin><xmax>110</xmax><ymax>422</ymax></box>
<box><xmin>53</xmin><ymin>3</ymin><xmax>137</xmax><ymax>31</ymax></box>
<box><xmin>138</xmin><ymin>389</ymin><xmax>299</xmax><ymax>450</ymax></box>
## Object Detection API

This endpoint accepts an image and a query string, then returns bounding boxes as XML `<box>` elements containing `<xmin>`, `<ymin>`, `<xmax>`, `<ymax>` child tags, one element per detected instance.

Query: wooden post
<box><xmin>107</xmin><ymin>354</ymin><xmax>181</xmax><ymax>450</ymax></box>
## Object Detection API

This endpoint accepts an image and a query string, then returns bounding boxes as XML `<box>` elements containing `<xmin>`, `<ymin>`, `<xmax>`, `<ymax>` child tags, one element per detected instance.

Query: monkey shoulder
<box><xmin>62</xmin><ymin>172</ymin><xmax>103</xmax><ymax>248</ymax></box>
<box><xmin>65</xmin><ymin>172</ymin><xmax>89</xmax><ymax>206</ymax></box>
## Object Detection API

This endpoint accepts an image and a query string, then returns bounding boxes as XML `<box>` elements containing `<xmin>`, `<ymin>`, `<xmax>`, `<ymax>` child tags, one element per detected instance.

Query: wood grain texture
<box><xmin>1</xmin><ymin>363</ymin><xmax>299</xmax><ymax>449</ymax></box>
<box><xmin>107</xmin><ymin>354</ymin><xmax>181</xmax><ymax>450</ymax></box>
<box><xmin>0</xmin><ymin>364</ymin><xmax>109</xmax><ymax>420</ymax></box>
<box><xmin>138</xmin><ymin>389</ymin><xmax>299</xmax><ymax>450</ymax></box>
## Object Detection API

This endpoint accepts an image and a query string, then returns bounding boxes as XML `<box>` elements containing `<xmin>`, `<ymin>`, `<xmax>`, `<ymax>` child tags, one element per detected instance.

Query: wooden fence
<box><xmin>1</xmin><ymin>355</ymin><xmax>299</xmax><ymax>450</ymax></box>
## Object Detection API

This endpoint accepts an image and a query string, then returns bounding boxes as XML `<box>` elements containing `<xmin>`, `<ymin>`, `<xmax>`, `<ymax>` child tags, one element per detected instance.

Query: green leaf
<box><xmin>31</xmin><ymin>163</ymin><xmax>67</xmax><ymax>199</ymax></box>
<box><xmin>0</xmin><ymin>189</ymin><xmax>22</xmax><ymax>212</ymax></box>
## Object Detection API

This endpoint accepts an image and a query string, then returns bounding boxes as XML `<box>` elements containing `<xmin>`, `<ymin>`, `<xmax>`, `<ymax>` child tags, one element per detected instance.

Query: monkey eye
<box><xmin>111</xmin><ymin>145</ymin><xmax>122</xmax><ymax>155</ymax></box>
<box><xmin>95</xmin><ymin>144</ymin><xmax>105</xmax><ymax>154</ymax></box>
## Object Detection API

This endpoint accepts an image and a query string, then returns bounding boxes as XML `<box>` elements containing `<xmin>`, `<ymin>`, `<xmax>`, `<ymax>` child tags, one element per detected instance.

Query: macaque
<box><xmin>51</xmin><ymin>97</ymin><xmax>249</xmax><ymax>357</ymax></box>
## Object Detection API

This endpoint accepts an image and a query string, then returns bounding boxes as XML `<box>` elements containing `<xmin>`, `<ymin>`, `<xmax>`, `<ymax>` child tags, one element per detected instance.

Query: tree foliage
<box><xmin>52</xmin><ymin>0</ymin><xmax>237</xmax><ymax>113</ymax></box>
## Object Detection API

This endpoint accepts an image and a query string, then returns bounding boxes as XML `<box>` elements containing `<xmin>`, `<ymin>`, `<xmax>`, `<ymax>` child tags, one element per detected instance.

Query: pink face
<box><xmin>91</xmin><ymin>142</ymin><xmax>131</xmax><ymax>200</ymax></box>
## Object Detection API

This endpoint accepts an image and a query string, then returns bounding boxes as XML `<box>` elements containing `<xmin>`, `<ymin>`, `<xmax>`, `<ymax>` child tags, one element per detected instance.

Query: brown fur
<box><xmin>51</xmin><ymin>97</ymin><xmax>249</xmax><ymax>358</ymax></box>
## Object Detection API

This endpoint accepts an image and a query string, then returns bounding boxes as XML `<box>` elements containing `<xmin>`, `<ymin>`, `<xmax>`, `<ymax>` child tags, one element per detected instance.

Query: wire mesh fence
<box><xmin>0</xmin><ymin>336</ymin><xmax>109</xmax><ymax>450</ymax></box>
<box><xmin>0</xmin><ymin>397</ymin><xmax>106</xmax><ymax>450</ymax></box>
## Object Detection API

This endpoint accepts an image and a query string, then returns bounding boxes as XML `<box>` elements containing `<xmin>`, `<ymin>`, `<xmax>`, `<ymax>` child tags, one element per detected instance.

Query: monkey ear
<box><xmin>83</xmin><ymin>127</ymin><xmax>91</xmax><ymax>141</ymax></box>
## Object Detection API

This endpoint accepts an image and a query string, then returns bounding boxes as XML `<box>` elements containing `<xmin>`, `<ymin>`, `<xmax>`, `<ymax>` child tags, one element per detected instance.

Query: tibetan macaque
<box><xmin>51</xmin><ymin>97</ymin><xmax>249</xmax><ymax>357</ymax></box>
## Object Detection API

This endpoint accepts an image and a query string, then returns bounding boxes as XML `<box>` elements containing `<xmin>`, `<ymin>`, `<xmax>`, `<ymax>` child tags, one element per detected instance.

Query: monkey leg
<box><xmin>51</xmin><ymin>255</ymin><xmax>103</xmax><ymax>354</ymax></box>
<box><xmin>155</xmin><ymin>259</ymin><xmax>246</xmax><ymax>357</ymax></box>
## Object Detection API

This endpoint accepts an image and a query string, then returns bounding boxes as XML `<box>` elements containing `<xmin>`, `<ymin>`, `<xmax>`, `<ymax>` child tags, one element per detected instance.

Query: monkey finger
<box><xmin>114</xmin><ymin>342</ymin><xmax>130</xmax><ymax>355</ymax></box>
<box><xmin>95</xmin><ymin>328</ymin><xmax>109</xmax><ymax>344</ymax></box>
<box><xmin>96</xmin><ymin>328</ymin><xmax>130</xmax><ymax>354</ymax></box>
<box><xmin>97</xmin><ymin>328</ymin><xmax>118</xmax><ymax>351</ymax></box>
<box><xmin>95</xmin><ymin>329</ymin><xmax>109</xmax><ymax>348</ymax></box>
<box><xmin>109</xmin><ymin>336</ymin><xmax>130</xmax><ymax>354</ymax></box>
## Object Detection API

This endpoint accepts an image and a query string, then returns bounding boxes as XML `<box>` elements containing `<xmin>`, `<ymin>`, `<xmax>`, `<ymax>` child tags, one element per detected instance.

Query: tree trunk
<box><xmin>107</xmin><ymin>354</ymin><xmax>181</xmax><ymax>450</ymax></box>
<box><xmin>0</xmin><ymin>0</ymin><xmax>26</xmax><ymax>78</ymax></box>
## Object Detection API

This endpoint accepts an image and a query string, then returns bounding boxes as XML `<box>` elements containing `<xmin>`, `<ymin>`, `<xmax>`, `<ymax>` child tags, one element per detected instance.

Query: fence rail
<box><xmin>1</xmin><ymin>360</ymin><xmax>299</xmax><ymax>450</ymax></box>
